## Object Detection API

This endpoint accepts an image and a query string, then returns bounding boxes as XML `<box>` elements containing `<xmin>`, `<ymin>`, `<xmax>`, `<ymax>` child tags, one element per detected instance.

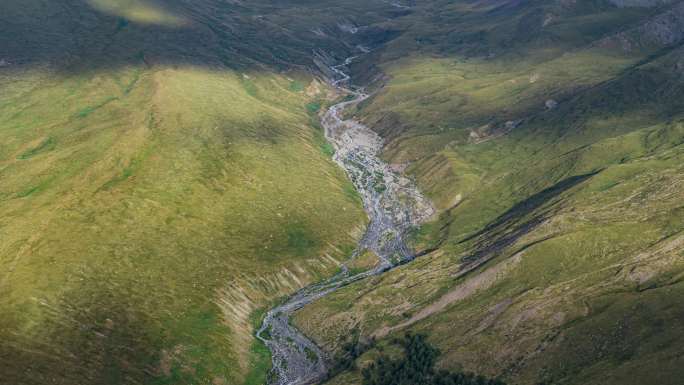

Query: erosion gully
<box><xmin>256</xmin><ymin>54</ymin><xmax>434</xmax><ymax>385</ymax></box>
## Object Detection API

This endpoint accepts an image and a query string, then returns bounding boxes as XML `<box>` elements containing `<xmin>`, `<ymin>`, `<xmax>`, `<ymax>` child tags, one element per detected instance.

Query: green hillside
<box><xmin>0</xmin><ymin>1</ymin><xmax>383</xmax><ymax>384</ymax></box>
<box><xmin>294</xmin><ymin>1</ymin><xmax>684</xmax><ymax>385</ymax></box>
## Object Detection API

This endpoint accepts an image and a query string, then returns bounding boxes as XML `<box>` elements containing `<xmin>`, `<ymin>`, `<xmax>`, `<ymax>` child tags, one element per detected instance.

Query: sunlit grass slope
<box><xmin>0</xmin><ymin>0</ymin><xmax>398</xmax><ymax>384</ymax></box>
<box><xmin>295</xmin><ymin>1</ymin><xmax>684</xmax><ymax>384</ymax></box>
<box><xmin>86</xmin><ymin>0</ymin><xmax>188</xmax><ymax>26</ymax></box>
<box><xmin>0</xmin><ymin>61</ymin><xmax>371</xmax><ymax>385</ymax></box>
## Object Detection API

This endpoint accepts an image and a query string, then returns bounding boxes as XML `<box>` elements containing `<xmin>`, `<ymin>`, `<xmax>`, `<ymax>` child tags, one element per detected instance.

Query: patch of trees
<box><xmin>361</xmin><ymin>333</ymin><xmax>507</xmax><ymax>385</ymax></box>
<box><xmin>327</xmin><ymin>330</ymin><xmax>376</xmax><ymax>379</ymax></box>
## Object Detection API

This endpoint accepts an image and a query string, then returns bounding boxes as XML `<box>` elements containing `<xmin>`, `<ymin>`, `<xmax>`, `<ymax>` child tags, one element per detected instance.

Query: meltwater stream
<box><xmin>256</xmin><ymin>57</ymin><xmax>434</xmax><ymax>385</ymax></box>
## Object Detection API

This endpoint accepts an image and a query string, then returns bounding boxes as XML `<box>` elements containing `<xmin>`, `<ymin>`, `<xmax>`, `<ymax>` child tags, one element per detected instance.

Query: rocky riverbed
<box><xmin>256</xmin><ymin>55</ymin><xmax>433</xmax><ymax>385</ymax></box>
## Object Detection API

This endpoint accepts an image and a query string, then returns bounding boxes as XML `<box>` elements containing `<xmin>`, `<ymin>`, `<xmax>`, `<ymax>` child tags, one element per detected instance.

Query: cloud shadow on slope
<box><xmin>0</xmin><ymin>0</ymin><xmax>409</xmax><ymax>77</ymax></box>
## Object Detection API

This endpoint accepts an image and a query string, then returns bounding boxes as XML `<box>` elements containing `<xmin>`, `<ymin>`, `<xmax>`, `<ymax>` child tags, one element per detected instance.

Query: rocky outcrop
<box><xmin>609</xmin><ymin>0</ymin><xmax>677</xmax><ymax>7</ymax></box>
<box><xmin>468</xmin><ymin>119</ymin><xmax>523</xmax><ymax>144</ymax></box>
<box><xmin>600</xmin><ymin>1</ymin><xmax>684</xmax><ymax>50</ymax></box>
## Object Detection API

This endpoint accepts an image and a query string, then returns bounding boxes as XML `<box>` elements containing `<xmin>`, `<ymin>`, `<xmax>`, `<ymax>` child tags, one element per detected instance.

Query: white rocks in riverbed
<box><xmin>311</xmin><ymin>28</ymin><xmax>326</xmax><ymax>37</ymax></box>
<box><xmin>389</xmin><ymin>163</ymin><xmax>408</xmax><ymax>173</ymax></box>
<box><xmin>338</xmin><ymin>22</ymin><xmax>358</xmax><ymax>34</ymax></box>
<box><xmin>398</xmin><ymin>176</ymin><xmax>411</xmax><ymax>187</ymax></box>
<box><xmin>504</xmin><ymin>120</ymin><xmax>522</xmax><ymax>131</ymax></box>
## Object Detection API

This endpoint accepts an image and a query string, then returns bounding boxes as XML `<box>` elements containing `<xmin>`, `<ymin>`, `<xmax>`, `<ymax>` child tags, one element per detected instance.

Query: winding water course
<box><xmin>256</xmin><ymin>55</ymin><xmax>434</xmax><ymax>385</ymax></box>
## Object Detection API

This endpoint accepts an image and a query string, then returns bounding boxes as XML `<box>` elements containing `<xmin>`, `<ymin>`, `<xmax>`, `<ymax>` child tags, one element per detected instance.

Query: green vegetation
<box><xmin>347</xmin><ymin>250</ymin><xmax>380</xmax><ymax>275</ymax></box>
<box><xmin>0</xmin><ymin>61</ymin><xmax>369</xmax><ymax>385</ymax></box>
<box><xmin>289</xmin><ymin>81</ymin><xmax>305</xmax><ymax>92</ymax></box>
<box><xmin>77</xmin><ymin>97</ymin><xmax>119</xmax><ymax>118</ymax></box>
<box><xmin>361</xmin><ymin>334</ymin><xmax>506</xmax><ymax>385</ymax></box>
<box><xmin>0</xmin><ymin>1</ymin><xmax>394</xmax><ymax>384</ymax></box>
<box><xmin>320</xmin><ymin>142</ymin><xmax>336</xmax><ymax>157</ymax></box>
<box><xmin>16</xmin><ymin>137</ymin><xmax>56</xmax><ymax>160</ymax></box>
<box><xmin>294</xmin><ymin>2</ymin><xmax>684</xmax><ymax>385</ymax></box>
<box><xmin>326</xmin><ymin>330</ymin><xmax>375</xmax><ymax>379</ymax></box>
<box><xmin>306</xmin><ymin>101</ymin><xmax>322</xmax><ymax>114</ymax></box>
<box><xmin>286</xmin><ymin>224</ymin><xmax>319</xmax><ymax>255</ymax></box>
<box><xmin>304</xmin><ymin>347</ymin><xmax>318</xmax><ymax>363</ymax></box>
<box><xmin>243</xmin><ymin>310</ymin><xmax>272</xmax><ymax>385</ymax></box>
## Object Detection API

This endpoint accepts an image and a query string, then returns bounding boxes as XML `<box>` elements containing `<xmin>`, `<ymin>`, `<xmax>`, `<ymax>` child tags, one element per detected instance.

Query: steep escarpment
<box><xmin>600</xmin><ymin>0</ymin><xmax>684</xmax><ymax>49</ymax></box>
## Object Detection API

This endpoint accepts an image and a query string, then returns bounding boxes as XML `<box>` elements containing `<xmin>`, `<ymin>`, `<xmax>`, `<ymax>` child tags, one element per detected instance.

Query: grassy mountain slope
<box><xmin>294</xmin><ymin>1</ymin><xmax>684</xmax><ymax>384</ymax></box>
<box><xmin>0</xmin><ymin>1</ymin><xmax>404</xmax><ymax>384</ymax></box>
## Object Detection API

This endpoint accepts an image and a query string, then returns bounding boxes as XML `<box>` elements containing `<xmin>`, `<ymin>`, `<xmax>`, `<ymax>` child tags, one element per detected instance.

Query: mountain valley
<box><xmin>1</xmin><ymin>1</ymin><xmax>683</xmax><ymax>385</ymax></box>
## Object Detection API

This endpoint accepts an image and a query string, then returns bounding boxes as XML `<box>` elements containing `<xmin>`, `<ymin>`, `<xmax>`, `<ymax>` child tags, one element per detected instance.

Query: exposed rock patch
<box><xmin>600</xmin><ymin>2</ymin><xmax>684</xmax><ymax>50</ymax></box>
<box><xmin>609</xmin><ymin>0</ymin><xmax>677</xmax><ymax>7</ymax></box>
<box><xmin>545</xmin><ymin>99</ymin><xmax>558</xmax><ymax>110</ymax></box>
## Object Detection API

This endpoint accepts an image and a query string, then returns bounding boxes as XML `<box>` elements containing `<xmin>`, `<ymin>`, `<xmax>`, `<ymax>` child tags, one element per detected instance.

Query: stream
<box><xmin>255</xmin><ymin>55</ymin><xmax>433</xmax><ymax>385</ymax></box>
